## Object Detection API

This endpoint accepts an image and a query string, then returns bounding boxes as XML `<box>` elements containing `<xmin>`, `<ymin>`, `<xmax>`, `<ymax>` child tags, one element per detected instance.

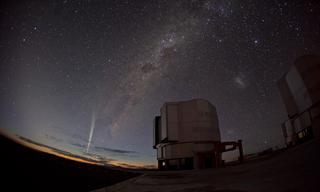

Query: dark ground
<box><xmin>0</xmin><ymin>134</ymin><xmax>140</xmax><ymax>192</ymax></box>
<box><xmin>1</xmin><ymin>132</ymin><xmax>320</xmax><ymax>192</ymax></box>
<box><xmin>95</xmin><ymin>140</ymin><xmax>320</xmax><ymax>192</ymax></box>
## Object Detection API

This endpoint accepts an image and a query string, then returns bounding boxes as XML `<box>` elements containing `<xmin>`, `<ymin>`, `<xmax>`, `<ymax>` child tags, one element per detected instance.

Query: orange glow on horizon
<box><xmin>0</xmin><ymin>131</ymin><xmax>102</xmax><ymax>165</ymax></box>
<box><xmin>0</xmin><ymin>130</ymin><xmax>157</xmax><ymax>169</ymax></box>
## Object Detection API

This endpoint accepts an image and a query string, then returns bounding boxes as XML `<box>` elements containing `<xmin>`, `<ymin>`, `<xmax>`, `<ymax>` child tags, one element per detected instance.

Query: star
<box><xmin>0</xmin><ymin>0</ymin><xmax>319</xmax><ymax>168</ymax></box>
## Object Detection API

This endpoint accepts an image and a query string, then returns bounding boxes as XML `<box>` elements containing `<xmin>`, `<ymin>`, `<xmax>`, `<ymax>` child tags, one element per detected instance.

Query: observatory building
<box><xmin>153</xmin><ymin>99</ymin><xmax>243</xmax><ymax>170</ymax></box>
<box><xmin>278</xmin><ymin>55</ymin><xmax>320</xmax><ymax>146</ymax></box>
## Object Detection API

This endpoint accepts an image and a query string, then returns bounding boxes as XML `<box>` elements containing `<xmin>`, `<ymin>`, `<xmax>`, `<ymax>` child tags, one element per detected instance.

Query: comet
<box><xmin>86</xmin><ymin>110</ymin><xmax>96</xmax><ymax>153</ymax></box>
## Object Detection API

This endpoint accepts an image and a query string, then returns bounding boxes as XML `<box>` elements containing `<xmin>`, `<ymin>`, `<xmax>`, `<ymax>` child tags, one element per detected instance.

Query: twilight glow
<box><xmin>1</xmin><ymin>0</ymin><xmax>319</xmax><ymax>168</ymax></box>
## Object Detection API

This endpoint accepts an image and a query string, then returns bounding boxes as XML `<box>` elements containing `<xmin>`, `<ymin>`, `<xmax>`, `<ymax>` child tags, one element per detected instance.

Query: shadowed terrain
<box><xmin>94</xmin><ymin>140</ymin><xmax>320</xmax><ymax>192</ymax></box>
<box><xmin>0</xmin><ymin>133</ymin><xmax>140</xmax><ymax>192</ymax></box>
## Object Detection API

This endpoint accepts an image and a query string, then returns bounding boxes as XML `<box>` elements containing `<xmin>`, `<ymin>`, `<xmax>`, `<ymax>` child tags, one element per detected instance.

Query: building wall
<box><xmin>285</xmin><ymin>65</ymin><xmax>312</xmax><ymax>114</ymax></box>
<box><xmin>160</xmin><ymin>99</ymin><xmax>220</xmax><ymax>143</ymax></box>
<box><xmin>278</xmin><ymin>76</ymin><xmax>300</xmax><ymax>118</ymax></box>
<box><xmin>167</xmin><ymin>103</ymin><xmax>179</xmax><ymax>141</ymax></box>
<box><xmin>278</xmin><ymin>55</ymin><xmax>320</xmax><ymax>143</ymax></box>
<box><xmin>278</xmin><ymin>55</ymin><xmax>320</xmax><ymax>117</ymax></box>
<box><xmin>154</xmin><ymin>99</ymin><xmax>222</xmax><ymax>169</ymax></box>
<box><xmin>160</xmin><ymin>106</ymin><xmax>167</xmax><ymax>141</ymax></box>
<box><xmin>294</xmin><ymin>55</ymin><xmax>320</xmax><ymax>105</ymax></box>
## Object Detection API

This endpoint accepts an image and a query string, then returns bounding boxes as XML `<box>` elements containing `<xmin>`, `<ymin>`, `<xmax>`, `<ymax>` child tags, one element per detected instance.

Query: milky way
<box><xmin>1</xmin><ymin>0</ymin><xmax>320</xmax><ymax>167</ymax></box>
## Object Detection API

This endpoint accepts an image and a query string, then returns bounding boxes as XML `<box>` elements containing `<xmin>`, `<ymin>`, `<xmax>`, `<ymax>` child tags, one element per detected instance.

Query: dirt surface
<box><xmin>94</xmin><ymin>140</ymin><xmax>320</xmax><ymax>192</ymax></box>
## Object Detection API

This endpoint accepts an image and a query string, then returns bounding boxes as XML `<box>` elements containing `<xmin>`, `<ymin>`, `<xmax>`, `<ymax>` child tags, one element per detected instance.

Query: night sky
<box><xmin>1</xmin><ymin>0</ymin><xmax>319</xmax><ymax>167</ymax></box>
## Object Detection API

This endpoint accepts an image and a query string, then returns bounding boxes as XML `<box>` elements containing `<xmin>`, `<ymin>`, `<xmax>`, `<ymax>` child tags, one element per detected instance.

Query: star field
<box><xmin>0</xmin><ymin>0</ymin><xmax>319</xmax><ymax>167</ymax></box>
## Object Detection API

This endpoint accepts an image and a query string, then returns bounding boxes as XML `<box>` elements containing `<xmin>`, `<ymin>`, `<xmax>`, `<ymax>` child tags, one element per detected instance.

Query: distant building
<box><xmin>153</xmin><ymin>99</ymin><xmax>243</xmax><ymax>170</ymax></box>
<box><xmin>278</xmin><ymin>55</ymin><xmax>320</xmax><ymax>146</ymax></box>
